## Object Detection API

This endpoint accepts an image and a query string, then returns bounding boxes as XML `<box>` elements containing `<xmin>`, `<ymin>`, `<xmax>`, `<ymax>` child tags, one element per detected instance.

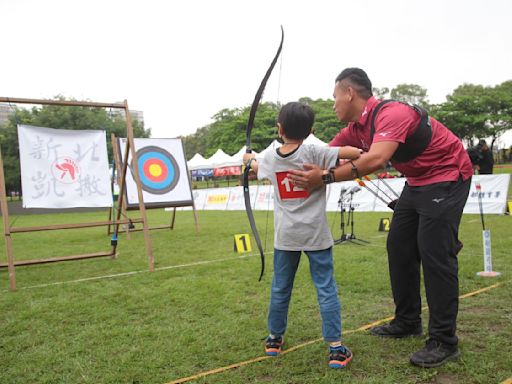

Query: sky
<box><xmin>1</xmin><ymin>0</ymin><xmax>511</xmax><ymax>145</ymax></box>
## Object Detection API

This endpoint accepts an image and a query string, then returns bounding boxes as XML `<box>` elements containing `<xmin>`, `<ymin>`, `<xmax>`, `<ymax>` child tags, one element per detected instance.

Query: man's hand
<box><xmin>287</xmin><ymin>163</ymin><xmax>324</xmax><ymax>190</ymax></box>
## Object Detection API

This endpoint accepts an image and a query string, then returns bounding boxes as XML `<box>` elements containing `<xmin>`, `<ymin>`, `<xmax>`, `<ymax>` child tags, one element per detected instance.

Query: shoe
<box><xmin>370</xmin><ymin>320</ymin><xmax>423</xmax><ymax>338</ymax></box>
<box><xmin>265</xmin><ymin>335</ymin><xmax>284</xmax><ymax>356</ymax></box>
<box><xmin>410</xmin><ymin>338</ymin><xmax>460</xmax><ymax>368</ymax></box>
<box><xmin>329</xmin><ymin>345</ymin><xmax>353</xmax><ymax>369</ymax></box>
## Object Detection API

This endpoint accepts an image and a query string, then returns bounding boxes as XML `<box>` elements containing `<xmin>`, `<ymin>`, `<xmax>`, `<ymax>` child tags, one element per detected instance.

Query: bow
<box><xmin>243</xmin><ymin>26</ymin><xmax>284</xmax><ymax>281</ymax></box>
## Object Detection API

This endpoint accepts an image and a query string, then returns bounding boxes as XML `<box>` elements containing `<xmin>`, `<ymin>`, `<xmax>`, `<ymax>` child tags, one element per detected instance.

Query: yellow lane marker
<box><xmin>165</xmin><ymin>281</ymin><xmax>506</xmax><ymax>384</ymax></box>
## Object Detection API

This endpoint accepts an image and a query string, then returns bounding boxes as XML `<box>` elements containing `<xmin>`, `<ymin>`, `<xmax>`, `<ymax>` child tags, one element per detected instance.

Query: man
<box><xmin>287</xmin><ymin>68</ymin><xmax>473</xmax><ymax>368</ymax></box>
<box><xmin>470</xmin><ymin>139</ymin><xmax>494</xmax><ymax>174</ymax></box>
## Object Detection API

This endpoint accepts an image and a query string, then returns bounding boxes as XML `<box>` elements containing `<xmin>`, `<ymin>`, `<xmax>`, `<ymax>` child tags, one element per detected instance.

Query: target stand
<box><xmin>108</xmin><ymin>135</ymin><xmax>199</xmax><ymax>235</ymax></box>
<box><xmin>0</xmin><ymin>97</ymin><xmax>155</xmax><ymax>291</ymax></box>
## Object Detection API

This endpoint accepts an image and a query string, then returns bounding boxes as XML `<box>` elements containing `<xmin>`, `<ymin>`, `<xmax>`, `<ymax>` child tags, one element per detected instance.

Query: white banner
<box><xmin>172</xmin><ymin>175</ymin><xmax>509</xmax><ymax>214</ymax></box>
<box><xmin>17</xmin><ymin>125</ymin><xmax>112</xmax><ymax>208</ymax></box>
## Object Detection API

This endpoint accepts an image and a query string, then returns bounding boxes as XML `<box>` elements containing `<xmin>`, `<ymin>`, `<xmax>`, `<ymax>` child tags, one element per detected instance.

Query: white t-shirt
<box><xmin>257</xmin><ymin>144</ymin><xmax>339</xmax><ymax>251</ymax></box>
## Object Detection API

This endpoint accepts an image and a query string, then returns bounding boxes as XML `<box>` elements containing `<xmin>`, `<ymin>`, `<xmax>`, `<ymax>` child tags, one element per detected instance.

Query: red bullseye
<box><xmin>143</xmin><ymin>158</ymin><xmax>168</xmax><ymax>183</ymax></box>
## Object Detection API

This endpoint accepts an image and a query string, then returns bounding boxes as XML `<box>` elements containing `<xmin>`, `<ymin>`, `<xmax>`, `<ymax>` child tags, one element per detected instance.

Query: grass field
<box><xmin>0</xmin><ymin>201</ymin><xmax>511</xmax><ymax>383</ymax></box>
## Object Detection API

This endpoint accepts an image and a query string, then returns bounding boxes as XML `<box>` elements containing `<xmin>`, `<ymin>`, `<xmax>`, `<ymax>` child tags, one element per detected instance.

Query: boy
<box><xmin>243</xmin><ymin>101</ymin><xmax>361</xmax><ymax>369</ymax></box>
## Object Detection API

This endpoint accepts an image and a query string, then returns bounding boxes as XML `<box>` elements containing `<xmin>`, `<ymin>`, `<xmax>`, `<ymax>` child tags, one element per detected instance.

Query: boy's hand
<box><xmin>243</xmin><ymin>153</ymin><xmax>256</xmax><ymax>166</ymax></box>
<box><xmin>341</xmin><ymin>146</ymin><xmax>363</xmax><ymax>160</ymax></box>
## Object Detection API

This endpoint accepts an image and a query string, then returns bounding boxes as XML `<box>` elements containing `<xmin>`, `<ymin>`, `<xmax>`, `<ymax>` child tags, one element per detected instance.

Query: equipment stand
<box><xmin>335</xmin><ymin>190</ymin><xmax>369</xmax><ymax>245</ymax></box>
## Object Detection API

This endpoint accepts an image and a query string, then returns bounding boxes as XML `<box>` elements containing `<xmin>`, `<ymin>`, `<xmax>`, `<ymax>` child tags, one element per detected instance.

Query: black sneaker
<box><xmin>265</xmin><ymin>335</ymin><xmax>284</xmax><ymax>356</ymax></box>
<box><xmin>370</xmin><ymin>320</ymin><xmax>423</xmax><ymax>338</ymax></box>
<box><xmin>410</xmin><ymin>338</ymin><xmax>460</xmax><ymax>368</ymax></box>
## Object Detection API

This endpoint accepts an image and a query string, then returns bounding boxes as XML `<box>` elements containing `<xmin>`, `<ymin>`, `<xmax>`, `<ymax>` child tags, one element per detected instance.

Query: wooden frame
<box><xmin>107</xmin><ymin>134</ymin><xmax>199</xmax><ymax>234</ymax></box>
<box><xmin>0</xmin><ymin>97</ymin><xmax>154</xmax><ymax>291</ymax></box>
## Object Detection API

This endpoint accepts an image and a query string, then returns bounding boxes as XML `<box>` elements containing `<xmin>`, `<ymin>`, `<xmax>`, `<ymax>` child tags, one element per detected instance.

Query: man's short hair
<box><xmin>278</xmin><ymin>102</ymin><xmax>314</xmax><ymax>140</ymax></box>
<box><xmin>335</xmin><ymin>68</ymin><xmax>373</xmax><ymax>99</ymax></box>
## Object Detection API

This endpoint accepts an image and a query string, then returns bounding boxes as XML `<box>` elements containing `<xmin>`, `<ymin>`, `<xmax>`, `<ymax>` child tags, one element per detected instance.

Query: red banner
<box><xmin>213</xmin><ymin>166</ymin><xmax>241</xmax><ymax>177</ymax></box>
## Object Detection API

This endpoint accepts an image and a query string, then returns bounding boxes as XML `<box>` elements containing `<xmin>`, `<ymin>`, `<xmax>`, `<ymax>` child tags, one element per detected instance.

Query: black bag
<box><xmin>370</xmin><ymin>100</ymin><xmax>432</xmax><ymax>163</ymax></box>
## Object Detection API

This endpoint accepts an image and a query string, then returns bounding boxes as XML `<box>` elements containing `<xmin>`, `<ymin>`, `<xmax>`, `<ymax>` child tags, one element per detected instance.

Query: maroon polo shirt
<box><xmin>329</xmin><ymin>96</ymin><xmax>473</xmax><ymax>186</ymax></box>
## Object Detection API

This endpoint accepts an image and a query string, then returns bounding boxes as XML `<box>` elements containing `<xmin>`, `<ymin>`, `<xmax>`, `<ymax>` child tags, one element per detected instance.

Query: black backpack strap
<box><xmin>370</xmin><ymin>99</ymin><xmax>432</xmax><ymax>163</ymax></box>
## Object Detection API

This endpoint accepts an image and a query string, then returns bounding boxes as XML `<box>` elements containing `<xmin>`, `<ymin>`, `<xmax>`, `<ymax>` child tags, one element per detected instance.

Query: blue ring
<box><xmin>138</xmin><ymin>151</ymin><xmax>174</xmax><ymax>189</ymax></box>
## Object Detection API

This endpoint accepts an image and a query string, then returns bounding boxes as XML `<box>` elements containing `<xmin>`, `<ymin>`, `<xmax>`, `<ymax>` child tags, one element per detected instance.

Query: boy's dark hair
<box><xmin>277</xmin><ymin>102</ymin><xmax>315</xmax><ymax>140</ymax></box>
<box><xmin>335</xmin><ymin>67</ymin><xmax>373</xmax><ymax>99</ymax></box>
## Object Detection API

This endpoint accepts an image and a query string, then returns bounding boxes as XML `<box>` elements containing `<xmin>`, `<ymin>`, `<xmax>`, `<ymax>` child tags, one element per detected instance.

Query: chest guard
<box><xmin>370</xmin><ymin>100</ymin><xmax>432</xmax><ymax>163</ymax></box>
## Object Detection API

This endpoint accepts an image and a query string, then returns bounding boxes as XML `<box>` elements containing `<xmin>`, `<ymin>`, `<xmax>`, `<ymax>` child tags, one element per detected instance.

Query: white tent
<box><xmin>232</xmin><ymin>145</ymin><xmax>259</xmax><ymax>163</ymax></box>
<box><xmin>255</xmin><ymin>135</ymin><xmax>327</xmax><ymax>160</ymax></box>
<box><xmin>256</xmin><ymin>139</ymin><xmax>282</xmax><ymax>161</ymax></box>
<box><xmin>187</xmin><ymin>153</ymin><xmax>210</xmax><ymax>170</ymax></box>
<box><xmin>206</xmin><ymin>148</ymin><xmax>241</xmax><ymax>168</ymax></box>
<box><xmin>304</xmin><ymin>133</ymin><xmax>327</xmax><ymax>146</ymax></box>
<box><xmin>189</xmin><ymin>134</ymin><xmax>328</xmax><ymax>170</ymax></box>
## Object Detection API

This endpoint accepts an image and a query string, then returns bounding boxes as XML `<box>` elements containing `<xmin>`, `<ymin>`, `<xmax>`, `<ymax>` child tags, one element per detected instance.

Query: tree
<box><xmin>0</xmin><ymin>97</ymin><xmax>151</xmax><ymax>193</ymax></box>
<box><xmin>373</xmin><ymin>87</ymin><xmax>390</xmax><ymax>99</ymax></box>
<box><xmin>390</xmin><ymin>84</ymin><xmax>429</xmax><ymax>107</ymax></box>
<box><xmin>481</xmin><ymin>81</ymin><xmax>512</xmax><ymax>148</ymax></box>
<box><xmin>181</xmin><ymin>98</ymin><xmax>347</xmax><ymax>159</ymax></box>
<box><xmin>182</xmin><ymin>102</ymin><xmax>281</xmax><ymax>159</ymax></box>
<box><xmin>432</xmin><ymin>82</ymin><xmax>512</xmax><ymax>148</ymax></box>
<box><xmin>301</xmin><ymin>98</ymin><xmax>346</xmax><ymax>142</ymax></box>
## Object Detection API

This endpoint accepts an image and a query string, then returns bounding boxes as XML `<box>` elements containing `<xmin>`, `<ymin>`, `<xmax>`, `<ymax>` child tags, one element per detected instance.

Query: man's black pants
<box><xmin>386</xmin><ymin>176</ymin><xmax>471</xmax><ymax>346</ymax></box>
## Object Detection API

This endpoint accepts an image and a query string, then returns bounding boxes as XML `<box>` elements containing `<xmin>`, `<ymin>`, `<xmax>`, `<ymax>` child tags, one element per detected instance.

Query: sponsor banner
<box><xmin>253</xmin><ymin>185</ymin><xmax>274</xmax><ymax>211</ymax></box>
<box><xmin>180</xmin><ymin>175</ymin><xmax>509</xmax><ymax>214</ymax></box>
<box><xmin>203</xmin><ymin>187</ymin><xmax>231</xmax><ymax>210</ymax></box>
<box><xmin>192</xmin><ymin>169</ymin><xmax>214</xmax><ymax>177</ymax></box>
<box><xmin>213</xmin><ymin>166</ymin><xmax>241</xmax><ymax>177</ymax></box>
<box><xmin>17</xmin><ymin>125</ymin><xmax>112</xmax><ymax>208</ymax></box>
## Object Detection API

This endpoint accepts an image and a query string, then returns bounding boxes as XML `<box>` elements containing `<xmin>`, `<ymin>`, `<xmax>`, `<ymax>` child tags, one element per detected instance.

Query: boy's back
<box><xmin>257</xmin><ymin>144</ymin><xmax>339</xmax><ymax>251</ymax></box>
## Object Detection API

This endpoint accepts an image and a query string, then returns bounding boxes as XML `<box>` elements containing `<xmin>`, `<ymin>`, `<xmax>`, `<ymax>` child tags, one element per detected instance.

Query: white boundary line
<box><xmin>17</xmin><ymin>251</ymin><xmax>271</xmax><ymax>290</ymax></box>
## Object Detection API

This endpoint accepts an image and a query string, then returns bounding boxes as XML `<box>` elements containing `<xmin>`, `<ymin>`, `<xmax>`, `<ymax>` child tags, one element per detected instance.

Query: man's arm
<box><xmin>288</xmin><ymin>141</ymin><xmax>399</xmax><ymax>189</ymax></box>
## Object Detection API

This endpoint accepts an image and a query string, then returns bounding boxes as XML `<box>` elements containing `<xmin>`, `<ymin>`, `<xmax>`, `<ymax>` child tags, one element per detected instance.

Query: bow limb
<box><xmin>244</xmin><ymin>26</ymin><xmax>284</xmax><ymax>281</ymax></box>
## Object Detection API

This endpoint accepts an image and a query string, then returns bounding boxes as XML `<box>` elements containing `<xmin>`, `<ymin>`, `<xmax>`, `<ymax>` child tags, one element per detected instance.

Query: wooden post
<box><xmin>192</xmin><ymin>203</ymin><xmax>200</xmax><ymax>233</ymax></box>
<box><xmin>110</xmin><ymin>134</ymin><xmax>131</xmax><ymax>239</ymax></box>
<box><xmin>0</xmin><ymin>148</ymin><xmax>17</xmax><ymax>290</ymax></box>
<box><xmin>124</xmin><ymin>100</ymin><xmax>154</xmax><ymax>271</ymax></box>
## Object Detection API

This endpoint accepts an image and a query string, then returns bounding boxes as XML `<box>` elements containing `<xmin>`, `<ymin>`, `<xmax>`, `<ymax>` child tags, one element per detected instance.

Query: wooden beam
<box><xmin>0</xmin><ymin>251</ymin><xmax>115</xmax><ymax>268</ymax></box>
<box><xmin>10</xmin><ymin>218</ymin><xmax>144</xmax><ymax>233</ymax></box>
<box><xmin>0</xmin><ymin>97</ymin><xmax>125</xmax><ymax>109</ymax></box>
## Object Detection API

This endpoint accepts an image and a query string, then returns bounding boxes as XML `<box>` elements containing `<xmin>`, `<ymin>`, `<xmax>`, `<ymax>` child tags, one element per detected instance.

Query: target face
<box><xmin>133</xmin><ymin>146</ymin><xmax>180</xmax><ymax>194</ymax></box>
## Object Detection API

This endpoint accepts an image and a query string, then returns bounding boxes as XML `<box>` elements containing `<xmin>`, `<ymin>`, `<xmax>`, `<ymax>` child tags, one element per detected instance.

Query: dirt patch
<box><xmin>434</xmin><ymin>372</ymin><xmax>460</xmax><ymax>384</ymax></box>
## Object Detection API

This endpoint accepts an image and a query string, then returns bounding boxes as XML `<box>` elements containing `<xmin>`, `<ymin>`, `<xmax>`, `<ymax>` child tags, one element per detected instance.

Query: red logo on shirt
<box><xmin>275</xmin><ymin>171</ymin><xmax>309</xmax><ymax>199</ymax></box>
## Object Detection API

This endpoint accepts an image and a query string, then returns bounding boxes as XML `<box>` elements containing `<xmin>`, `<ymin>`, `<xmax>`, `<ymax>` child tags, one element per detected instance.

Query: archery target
<box><xmin>134</xmin><ymin>146</ymin><xmax>180</xmax><ymax>194</ymax></box>
<box><xmin>118</xmin><ymin>138</ymin><xmax>193</xmax><ymax>208</ymax></box>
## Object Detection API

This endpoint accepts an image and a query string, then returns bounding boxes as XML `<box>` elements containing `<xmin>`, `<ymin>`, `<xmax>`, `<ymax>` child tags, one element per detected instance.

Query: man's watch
<box><xmin>321</xmin><ymin>168</ymin><xmax>336</xmax><ymax>185</ymax></box>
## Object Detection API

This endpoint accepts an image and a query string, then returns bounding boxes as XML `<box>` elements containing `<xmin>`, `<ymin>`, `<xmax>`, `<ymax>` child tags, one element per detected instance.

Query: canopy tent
<box><xmin>187</xmin><ymin>153</ymin><xmax>210</xmax><ymax>170</ymax></box>
<box><xmin>232</xmin><ymin>145</ymin><xmax>259</xmax><ymax>161</ymax></box>
<box><xmin>205</xmin><ymin>148</ymin><xmax>241</xmax><ymax>168</ymax></box>
<box><xmin>304</xmin><ymin>133</ymin><xmax>327</xmax><ymax>146</ymax></box>
<box><xmin>256</xmin><ymin>139</ymin><xmax>282</xmax><ymax>161</ymax></box>
<box><xmin>187</xmin><ymin>134</ymin><xmax>327</xmax><ymax>170</ymax></box>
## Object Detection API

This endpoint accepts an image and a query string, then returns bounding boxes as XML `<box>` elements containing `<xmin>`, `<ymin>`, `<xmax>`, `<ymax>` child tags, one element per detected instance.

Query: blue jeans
<box><xmin>268</xmin><ymin>247</ymin><xmax>342</xmax><ymax>342</ymax></box>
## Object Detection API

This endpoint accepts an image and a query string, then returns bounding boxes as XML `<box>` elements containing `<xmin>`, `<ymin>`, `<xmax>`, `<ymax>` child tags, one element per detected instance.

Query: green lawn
<box><xmin>0</xmin><ymin>205</ymin><xmax>511</xmax><ymax>383</ymax></box>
